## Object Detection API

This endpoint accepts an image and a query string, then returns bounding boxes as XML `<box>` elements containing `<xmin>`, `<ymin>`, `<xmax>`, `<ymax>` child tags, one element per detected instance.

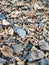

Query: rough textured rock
<box><xmin>0</xmin><ymin>0</ymin><xmax>49</xmax><ymax>65</ymax></box>
<box><xmin>13</xmin><ymin>44</ymin><xmax>24</xmax><ymax>54</ymax></box>
<box><xmin>39</xmin><ymin>39</ymin><xmax>49</xmax><ymax>51</ymax></box>
<box><xmin>1</xmin><ymin>46</ymin><xmax>13</xmax><ymax>58</ymax></box>
<box><xmin>13</xmin><ymin>25</ymin><xmax>26</xmax><ymax>38</ymax></box>
<box><xmin>25</xmin><ymin>46</ymin><xmax>45</xmax><ymax>62</ymax></box>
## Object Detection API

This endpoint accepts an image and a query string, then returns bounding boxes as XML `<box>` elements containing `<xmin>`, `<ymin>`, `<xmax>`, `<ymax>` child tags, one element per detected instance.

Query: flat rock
<box><xmin>39</xmin><ymin>39</ymin><xmax>49</xmax><ymax>51</ymax></box>
<box><xmin>13</xmin><ymin>44</ymin><xmax>24</xmax><ymax>54</ymax></box>
<box><xmin>1</xmin><ymin>46</ymin><xmax>13</xmax><ymax>58</ymax></box>
<box><xmin>38</xmin><ymin>58</ymin><xmax>49</xmax><ymax>65</ymax></box>
<box><xmin>13</xmin><ymin>25</ymin><xmax>26</xmax><ymax>38</ymax></box>
<box><xmin>25</xmin><ymin>46</ymin><xmax>45</xmax><ymax>62</ymax></box>
<box><xmin>0</xmin><ymin>58</ymin><xmax>7</xmax><ymax>64</ymax></box>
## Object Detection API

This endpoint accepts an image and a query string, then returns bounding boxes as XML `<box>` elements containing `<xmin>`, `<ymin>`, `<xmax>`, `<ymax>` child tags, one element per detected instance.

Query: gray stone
<box><xmin>38</xmin><ymin>58</ymin><xmax>48</xmax><ymax>65</ymax></box>
<box><xmin>25</xmin><ymin>47</ymin><xmax>45</xmax><ymax>62</ymax></box>
<box><xmin>39</xmin><ymin>39</ymin><xmax>49</xmax><ymax>51</ymax></box>
<box><xmin>13</xmin><ymin>44</ymin><xmax>24</xmax><ymax>54</ymax></box>
<box><xmin>13</xmin><ymin>25</ymin><xmax>26</xmax><ymax>38</ymax></box>
<box><xmin>0</xmin><ymin>58</ymin><xmax>7</xmax><ymax>64</ymax></box>
<box><xmin>8</xmin><ymin>37</ymin><xmax>15</xmax><ymax>43</ymax></box>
